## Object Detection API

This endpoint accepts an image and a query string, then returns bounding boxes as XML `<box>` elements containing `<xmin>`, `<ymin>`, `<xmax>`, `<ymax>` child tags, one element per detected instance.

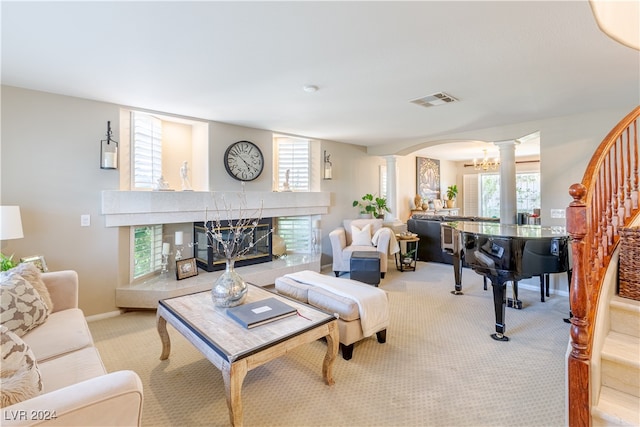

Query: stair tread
<box><xmin>612</xmin><ymin>295</ymin><xmax>640</xmax><ymax>312</ymax></box>
<box><xmin>602</xmin><ymin>332</ymin><xmax>640</xmax><ymax>367</ymax></box>
<box><xmin>594</xmin><ymin>386</ymin><xmax>640</xmax><ymax>426</ymax></box>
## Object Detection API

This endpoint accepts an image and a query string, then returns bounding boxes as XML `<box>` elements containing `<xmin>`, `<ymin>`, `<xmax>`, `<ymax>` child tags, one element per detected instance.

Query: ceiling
<box><xmin>2</xmin><ymin>1</ymin><xmax>639</xmax><ymax>161</ymax></box>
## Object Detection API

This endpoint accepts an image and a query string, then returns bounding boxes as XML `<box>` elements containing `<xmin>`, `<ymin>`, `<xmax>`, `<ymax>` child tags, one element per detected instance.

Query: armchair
<box><xmin>329</xmin><ymin>218</ymin><xmax>398</xmax><ymax>278</ymax></box>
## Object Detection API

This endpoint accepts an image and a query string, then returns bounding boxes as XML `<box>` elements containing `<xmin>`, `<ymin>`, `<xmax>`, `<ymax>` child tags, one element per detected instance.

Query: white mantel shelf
<box><xmin>102</xmin><ymin>190</ymin><xmax>331</xmax><ymax>227</ymax></box>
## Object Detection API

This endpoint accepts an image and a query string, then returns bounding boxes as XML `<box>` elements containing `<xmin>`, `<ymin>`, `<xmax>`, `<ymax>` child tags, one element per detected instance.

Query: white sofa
<box><xmin>2</xmin><ymin>270</ymin><xmax>143</xmax><ymax>426</ymax></box>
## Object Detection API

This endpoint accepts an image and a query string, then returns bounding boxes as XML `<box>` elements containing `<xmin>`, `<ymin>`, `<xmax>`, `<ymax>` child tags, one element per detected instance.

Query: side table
<box><xmin>395</xmin><ymin>236</ymin><xmax>419</xmax><ymax>272</ymax></box>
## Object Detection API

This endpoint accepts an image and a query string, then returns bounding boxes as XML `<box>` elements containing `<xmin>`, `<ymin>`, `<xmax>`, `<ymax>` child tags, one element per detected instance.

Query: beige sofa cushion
<box><xmin>0</xmin><ymin>272</ymin><xmax>50</xmax><ymax>337</ymax></box>
<box><xmin>22</xmin><ymin>308</ymin><xmax>93</xmax><ymax>363</ymax></box>
<box><xmin>274</xmin><ymin>276</ymin><xmax>314</xmax><ymax>303</ymax></box>
<box><xmin>38</xmin><ymin>346</ymin><xmax>106</xmax><ymax>393</ymax></box>
<box><xmin>307</xmin><ymin>287</ymin><xmax>360</xmax><ymax>322</ymax></box>
<box><xmin>0</xmin><ymin>325</ymin><xmax>43</xmax><ymax>407</ymax></box>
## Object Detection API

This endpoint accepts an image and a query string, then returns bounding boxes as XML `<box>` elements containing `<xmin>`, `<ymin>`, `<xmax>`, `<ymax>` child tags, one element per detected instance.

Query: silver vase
<box><xmin>212</xmin><ymin>258</ymin><xmax>248</xmax><ymax>308</ymax></box>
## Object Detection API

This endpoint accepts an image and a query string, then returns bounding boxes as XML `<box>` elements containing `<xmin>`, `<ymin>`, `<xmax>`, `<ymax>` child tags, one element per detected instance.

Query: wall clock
<box><xmin>223</xmin><ymin>140</ymin><xmax>264</xmax><ymax>181</ymax></box>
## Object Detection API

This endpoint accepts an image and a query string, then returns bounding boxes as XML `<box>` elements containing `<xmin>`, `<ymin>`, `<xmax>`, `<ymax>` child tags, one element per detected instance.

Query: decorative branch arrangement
<box><xmin>205</xmin><ymin>194</ymin><xmax>274</xmax><ymax>260</ymax></box>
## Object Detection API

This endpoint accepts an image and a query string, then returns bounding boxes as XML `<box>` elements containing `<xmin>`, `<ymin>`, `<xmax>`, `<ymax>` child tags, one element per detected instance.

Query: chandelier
<box><xmin>474</xmin><ymin>149</ymin><xmax>500</xmax><ymax>171</ymax></box>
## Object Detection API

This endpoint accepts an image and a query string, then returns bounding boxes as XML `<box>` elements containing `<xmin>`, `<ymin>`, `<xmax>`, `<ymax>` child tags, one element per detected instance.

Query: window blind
<box><xmin>132</xmin><ymin>112</ymin><xmax>163</xmax><ymax>189</ymax></box>
<box><xmin>133</xmin><ymin>224</ymin><xmax>163</xmax><ymax>279</ymax></box>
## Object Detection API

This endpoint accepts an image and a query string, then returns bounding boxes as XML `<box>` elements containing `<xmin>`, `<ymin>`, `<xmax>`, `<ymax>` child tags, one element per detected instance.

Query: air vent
<box><xmin>410</xmin><ymin>92</ymin><xmax>458</xmax><ymax>108</ymax></box>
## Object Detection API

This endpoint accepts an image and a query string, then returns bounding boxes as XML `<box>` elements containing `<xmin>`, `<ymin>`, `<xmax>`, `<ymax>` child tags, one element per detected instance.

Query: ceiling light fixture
<box><xmin>303</xmin><ymin>85</ymin><xmax>318</xmax><ymax>93</ymax></box>
<box><xmin>474</xmin><ymin>149</ymin><xmax>500</xmax><ymax>171</ymax></box>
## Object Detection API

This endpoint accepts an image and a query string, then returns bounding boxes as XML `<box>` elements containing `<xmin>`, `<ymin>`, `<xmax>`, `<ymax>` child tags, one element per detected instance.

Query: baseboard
<box><xmin>86</xmin><ymin>309</ymin><xmax>125</xmax><ymax>322</ymax></box>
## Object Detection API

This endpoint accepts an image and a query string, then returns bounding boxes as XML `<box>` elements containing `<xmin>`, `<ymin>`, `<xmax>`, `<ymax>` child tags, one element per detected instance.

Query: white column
<box><xmin>384</xmin><ymin>155</ymin><xmax>400</xmax><ymax>222</ymax></box>
<box><xmin>495</xmin><ymin>140</ymin><xmax>519</xmax><ymax>225</ymax></box>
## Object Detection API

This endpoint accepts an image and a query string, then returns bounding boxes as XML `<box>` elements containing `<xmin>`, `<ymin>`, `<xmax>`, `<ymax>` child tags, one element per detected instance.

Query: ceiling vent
<box><xmin>410</xmin><ymin>92</ymin><xmax>458</xmax><ymax>108</ymax></box>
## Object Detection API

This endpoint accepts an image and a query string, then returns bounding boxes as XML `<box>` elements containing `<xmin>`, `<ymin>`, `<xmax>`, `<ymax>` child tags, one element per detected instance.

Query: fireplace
<box><xmin>193</xmin><ymin>218</ymin><xmax>273</xmax><ymax>272</ymax></box>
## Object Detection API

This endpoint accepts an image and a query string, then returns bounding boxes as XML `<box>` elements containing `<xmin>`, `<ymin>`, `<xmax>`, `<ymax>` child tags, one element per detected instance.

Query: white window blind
<box><xmin>275</xmin><ymin>137</ymin><xmax>310</xmax><ymax>191</ymax></box>
<box><xmin>274</xmin><ymin>137</ymin><xmax>312</xmax><ymax>252</ymax></box>
<box><xmin>133</xmin><ymin>224</ymin><xmax>163</xmax><ymax>279</ymax></box>
<box><xmin>132</xmin><ymin>112</ymin><xmax>163</xmax><ymax>189</ymax></box>
<box><xmin>276</xmin><ymin>216</ymin><xmax>312</xmax><ymax>253</ymax></box>
<box><xmin>463</xmin><ymin>174</ymin><xmax>479</xmax><ymax>216</ymax></box>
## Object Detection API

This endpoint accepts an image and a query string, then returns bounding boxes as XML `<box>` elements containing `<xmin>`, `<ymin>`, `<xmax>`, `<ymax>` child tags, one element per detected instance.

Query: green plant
<box><xmin>373</xmin><ymin>196</ymin><xmax>391</xmax><ymax>218</ymax></box>
<box><xmin>1</xmin><ymin>253</ymin><xmax>18</xmax><ymax>272</ymax></box>
<box><xmin>446</xmin><ymin>184</ymin><xmax>458</xmax><ymax>201</ymax></box>
<box><xmin>352</xmin><ymin>193</ymin><xmax>376</xmax><ymax>215</ymax></box>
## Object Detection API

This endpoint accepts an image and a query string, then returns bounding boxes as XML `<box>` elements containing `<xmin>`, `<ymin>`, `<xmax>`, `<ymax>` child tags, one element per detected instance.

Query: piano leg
<box><xmin>451</xmin><ymin>251</ymin><xmax>464</xmax><ymax>295</ymax></box>
<box><xmin>490</xmin><ymin>279</ymin><xmax>509</xmax><ymax>341</ymax></box>
<box><xmin>507</xmin><ymin>281</ymin><xmax>523</xmax><ymax>309</ymax></box>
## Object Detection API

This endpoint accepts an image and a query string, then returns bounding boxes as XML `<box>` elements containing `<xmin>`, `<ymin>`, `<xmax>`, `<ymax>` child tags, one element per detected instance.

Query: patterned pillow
<box><xmin>0</xmin><ymin>325</ymin><xmax>43</xmax><ymax>407</ymax></box>
<box><xmin>0</xmin><ymin>272</ymin><xmax>49</xmax><ymax>337</ymax></box>
<box><xmin>7</xmin><ymin>263</ymin><xmax>53</xmax><ymax>313</ymax></box>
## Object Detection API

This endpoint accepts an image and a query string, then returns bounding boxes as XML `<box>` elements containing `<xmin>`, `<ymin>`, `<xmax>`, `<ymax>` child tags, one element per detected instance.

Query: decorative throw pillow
<box><xmin>0</xmin><ymin>272</ymin><xmax>49</xmax><ymax>337</ymax></box>
<box><xmin>351</xmin><ymin>224</ymin><xmax>373</xmax><ymax>246</ymax></box>
<box><xmin>0</xmin><ymin>325</ymin><xmax>43</xmax><ymax>407</ymax></box>
<box><xmin>8</xmin><ymin>263</ymin><xmax>53</xmax><ymax>313</ymax></box>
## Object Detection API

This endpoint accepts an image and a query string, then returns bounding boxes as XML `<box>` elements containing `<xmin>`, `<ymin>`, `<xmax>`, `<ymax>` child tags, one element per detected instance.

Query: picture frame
<box><xmin>176</xmin><ymin>257</ymin><xmax>198</xmax><ymax>280</ymax></box>
<box><xmin>20</xmin><ymin>255</ymin><xmax>48</xmax><ymax>273</ymax></box>
<box><xmin>416</xmin><ymin>157</ymin><xmax>441</xmax><ymax>202</ymax></box>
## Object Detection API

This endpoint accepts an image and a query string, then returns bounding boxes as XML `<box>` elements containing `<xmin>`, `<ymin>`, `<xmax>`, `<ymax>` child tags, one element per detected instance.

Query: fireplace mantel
<box><xmin>101</xmin><ymin>190</ymin><xmax>331</xmax><ymax>227</ymax></box>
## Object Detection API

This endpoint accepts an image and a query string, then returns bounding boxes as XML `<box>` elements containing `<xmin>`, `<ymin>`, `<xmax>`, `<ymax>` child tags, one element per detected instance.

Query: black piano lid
<box><xmin>445</xmin><ymin>221</ymin><xmax>568</xmax><ymax>239</ymax></box>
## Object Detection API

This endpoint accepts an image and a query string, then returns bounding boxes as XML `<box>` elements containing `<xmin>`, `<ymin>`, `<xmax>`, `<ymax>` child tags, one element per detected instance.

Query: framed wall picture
<box><xmin>416</xmin><ymin>157</ymin><xmax>441</xmax><ymax>201</ymax></box>
<box><xmin>20</xmin><ymin>255</ymin><xmax>48</xmax><ymax>273</ymax></box>
<box><xmin>176</xmin><ymin>258</ymin><xmax>198</xmax><ymax>280</ymax></box>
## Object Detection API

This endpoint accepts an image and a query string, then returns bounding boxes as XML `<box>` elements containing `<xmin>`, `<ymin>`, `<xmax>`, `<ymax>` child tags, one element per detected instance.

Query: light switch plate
<box><xmin>80</xmin><ymin>214</ymin><xmax>91</xmax><ymax>227</ymax></box>
<box><xmin>550</xmin><ymin>209</ymin><xmax>565</xmax><ymax>219</ymax></box>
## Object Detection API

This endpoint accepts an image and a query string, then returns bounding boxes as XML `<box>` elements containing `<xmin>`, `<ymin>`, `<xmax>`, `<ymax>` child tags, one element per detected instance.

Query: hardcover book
<box><xmin>227</xmin><ymin>297</ymin><xmax>297</xmax><ymax>329</ymax></box>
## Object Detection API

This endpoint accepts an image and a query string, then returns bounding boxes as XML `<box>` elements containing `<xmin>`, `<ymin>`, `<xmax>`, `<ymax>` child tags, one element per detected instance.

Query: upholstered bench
<box><xmin>275</xmin><ymin>270</ymin><xmax>389</xmax><ymax>360</ymax></box>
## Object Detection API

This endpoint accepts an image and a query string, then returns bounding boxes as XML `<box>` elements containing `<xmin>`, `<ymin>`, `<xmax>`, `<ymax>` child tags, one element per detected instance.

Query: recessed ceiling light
<box><xmin>303</xmin><ymin>85</ymin><xmax>318</xmax><ymax>93</ymax></box>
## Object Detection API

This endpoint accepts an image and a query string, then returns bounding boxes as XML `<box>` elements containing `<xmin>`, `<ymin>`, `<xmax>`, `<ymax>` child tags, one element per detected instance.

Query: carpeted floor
<box><xmin>89</xmin><ymin>262</ymin><xmax>570</xmax><ymax>426</ymax></box>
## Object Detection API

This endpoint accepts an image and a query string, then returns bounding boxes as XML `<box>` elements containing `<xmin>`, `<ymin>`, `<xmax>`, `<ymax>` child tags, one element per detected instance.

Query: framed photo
<box><xmin>416</xmin><ymin>157</ymin><xmax>441</xmax><ymax>202</ymax></box>
<box><xmin>20</xmin><ymin>255</ymin><xmax>48</xmax><ymax>273</ymax></box>
<box><xmin>176</xmin><ymin>257</ymin><xmax>198</xmax><ymax>280</ymax></box>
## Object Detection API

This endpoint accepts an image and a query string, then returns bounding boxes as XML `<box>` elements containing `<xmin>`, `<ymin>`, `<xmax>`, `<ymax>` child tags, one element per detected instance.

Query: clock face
<box><xmin>223</xmin><ymin>140</ymin><xmax>264</xmax><ymax>181</ymax></box>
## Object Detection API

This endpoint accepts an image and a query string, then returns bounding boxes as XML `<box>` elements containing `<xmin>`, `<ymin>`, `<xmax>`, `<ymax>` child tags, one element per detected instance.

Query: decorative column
<box><xmin>384</xmin><ymin>155</ymin><xmax>400</xmax><ymax>222</ymax></box>
<box><xmin>495</xmin><ymin>140</ymin><xmax>519</xmax><ymax>225</ymax></box>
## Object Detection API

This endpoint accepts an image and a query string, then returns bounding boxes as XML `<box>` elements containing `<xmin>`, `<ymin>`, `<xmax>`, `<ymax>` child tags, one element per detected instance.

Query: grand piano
<box><xmin>441</xmin><ymin>221</ymin><xmax>570</xmax><ymax>341</ymax></box>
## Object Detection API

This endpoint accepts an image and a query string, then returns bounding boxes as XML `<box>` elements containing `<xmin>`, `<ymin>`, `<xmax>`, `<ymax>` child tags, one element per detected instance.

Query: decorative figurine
<box><xmin>180</xmin><ymin>161</ymin><xmax>192</xmax><ymax>191</ymax></box>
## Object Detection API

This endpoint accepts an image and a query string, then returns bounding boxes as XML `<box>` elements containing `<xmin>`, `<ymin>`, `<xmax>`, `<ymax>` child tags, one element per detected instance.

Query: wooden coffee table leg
<box><xmin>322</xmin><ymin>321</ymin><xmax>339</xmax><ymax>386</ymax></box>
<box><xmin>156</xmin><ymin>314</ymin><xmax>171</xmax><ymax>360</ymax></box>
<box><xmin>222</xmin><ymin>359</ymin><xmax>248</xmax><ymax>427</ymax></box>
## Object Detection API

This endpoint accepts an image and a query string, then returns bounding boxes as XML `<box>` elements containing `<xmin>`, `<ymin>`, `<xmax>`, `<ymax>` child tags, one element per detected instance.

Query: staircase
<box><xmin>592</xmin><ymin>295</ymin><xmax>640</xmax><ymax>426</ymax></box>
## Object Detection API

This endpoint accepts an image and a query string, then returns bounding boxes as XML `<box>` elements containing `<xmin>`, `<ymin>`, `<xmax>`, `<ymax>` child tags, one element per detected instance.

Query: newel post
<box><xmin>566</xmin><ymin>183</ymin><xmax>590</xmax><ymax>427</ymax></box>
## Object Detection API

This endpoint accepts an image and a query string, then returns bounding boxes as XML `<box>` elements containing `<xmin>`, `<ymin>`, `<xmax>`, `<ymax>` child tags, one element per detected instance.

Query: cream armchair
<box><xmin>329</xmin><ymin>218</ymin><xmax>398</xmax><ymax>278</ymax></box>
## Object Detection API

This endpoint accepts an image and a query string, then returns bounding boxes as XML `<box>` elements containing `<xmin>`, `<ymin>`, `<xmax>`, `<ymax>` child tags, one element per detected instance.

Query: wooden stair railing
<box><xmin>567</xmin><ymin>105</ymin><xmax>640</xmax><ymax>426</ymax></box>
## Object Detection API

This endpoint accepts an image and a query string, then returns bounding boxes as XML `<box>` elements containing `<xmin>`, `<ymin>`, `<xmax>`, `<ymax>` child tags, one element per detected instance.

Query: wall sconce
<box><xmin>100</xmin><ymin>121</ymin><xmax>118</xmax><ymax>169</ymax></box>
<box><xmin>323</xmin><ymin>150</ymin><xmax>333</xmax><ymax>180</ymax></box>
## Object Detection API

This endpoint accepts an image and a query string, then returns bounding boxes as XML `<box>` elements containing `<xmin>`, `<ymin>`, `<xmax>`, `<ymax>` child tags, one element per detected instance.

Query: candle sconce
<box><xmin>100</xmin><ymin>121</ymin><xmax>118</xmax><ymax>169</ymax></box>
<box><xmin>323</xmin><ymin>150</ymin><xmax>332</xmax><ymax>180</ymax></box>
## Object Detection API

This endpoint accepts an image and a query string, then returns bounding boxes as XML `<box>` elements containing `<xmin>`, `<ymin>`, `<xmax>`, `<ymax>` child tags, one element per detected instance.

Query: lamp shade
<box><xmin>0</xmin><ymin>206</ymin><xmax>24</xmax><ymax>240</ymax></box>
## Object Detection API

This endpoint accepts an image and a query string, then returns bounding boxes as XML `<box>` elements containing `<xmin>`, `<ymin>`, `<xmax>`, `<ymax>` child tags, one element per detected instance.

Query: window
<box><xmin>274</xmin><ymin>137</ymin><xmax>310</xmax><ymax>191</ymax></box>
<box><xmin>274</xmin><ymin>136</ymin><xmax>312</xmax><ymax>252</ymax></box>
<box><xmin>132</xmin><ymin>112</ymin><xmax>163</xmax><ymax>189</ymax></box>
<box><xmin>276</xmin><ymin>216</ymin><xmax>312</xmax><ymax>253</ymax></box>
<box><xmin>133</xmin><ymin>225</ymin><xmax>163</xmax><ymax>280</ymax></box>
<box><xmin>479</xmin><ymin>172</ymin><xmax>541</xmax><ymax>218</ymax></box>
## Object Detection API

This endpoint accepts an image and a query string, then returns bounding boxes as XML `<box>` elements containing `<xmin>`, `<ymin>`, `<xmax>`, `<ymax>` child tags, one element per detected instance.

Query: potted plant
<box><xmin>352</xmin><ymin>193</ymin><xmax>376</xmax><ymax>218</ymax></box>
<box><xmin>373</xmin><ymin>196</ymin><xmax>391</xmax><ymax>219</ymax></box>
<box><xmin>446</xmin><ymin>184</ymin><xmax>458</xmax><ymax>208</ymax></box>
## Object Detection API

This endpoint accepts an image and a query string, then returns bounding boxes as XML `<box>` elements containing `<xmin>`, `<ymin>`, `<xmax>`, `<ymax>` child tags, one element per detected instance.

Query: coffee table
<box><xmin>156</xmin><ymin>284</ymin><xmax>339</xmax><ymax>426</ymax></box>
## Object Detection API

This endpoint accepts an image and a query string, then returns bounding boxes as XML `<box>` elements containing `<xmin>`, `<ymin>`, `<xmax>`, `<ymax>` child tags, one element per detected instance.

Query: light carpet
<box><xmin>88</xmin><ymin>262</ymin><xmax>570</xmax><ymax>426</ymax></box>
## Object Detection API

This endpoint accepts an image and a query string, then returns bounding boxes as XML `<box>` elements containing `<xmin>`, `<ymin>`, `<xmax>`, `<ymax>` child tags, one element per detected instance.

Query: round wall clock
<box><xmin>223</xmin><ymin>140</ymin><xmax>265</xmax><ymax>181</ymax></box>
